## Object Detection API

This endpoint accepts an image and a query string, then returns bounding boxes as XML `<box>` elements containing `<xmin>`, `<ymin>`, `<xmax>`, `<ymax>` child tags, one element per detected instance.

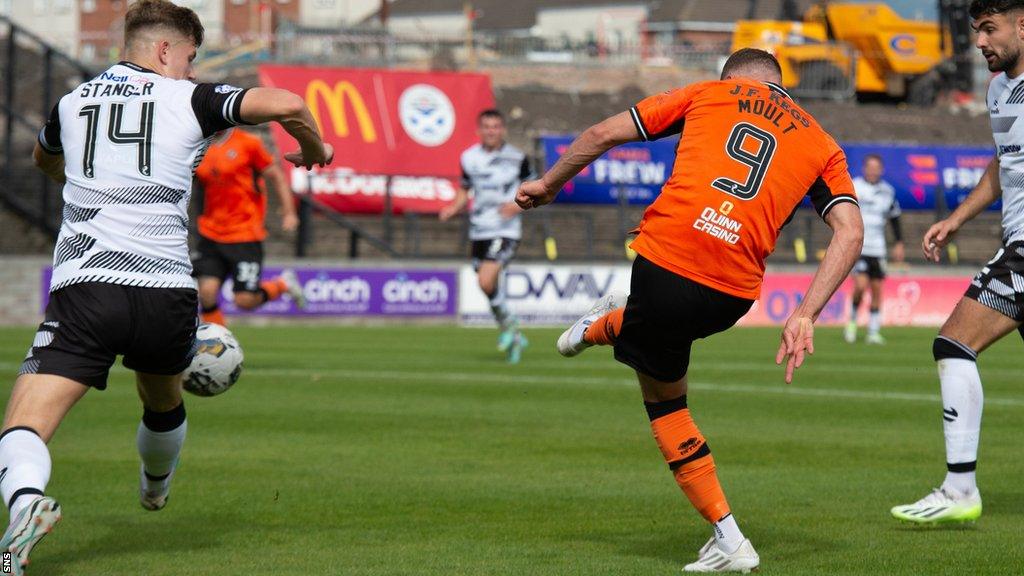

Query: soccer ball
<box><xmin>182</xmin><ymin>323</ymin><xmax>244</xmax><ymax>397</ymax></box>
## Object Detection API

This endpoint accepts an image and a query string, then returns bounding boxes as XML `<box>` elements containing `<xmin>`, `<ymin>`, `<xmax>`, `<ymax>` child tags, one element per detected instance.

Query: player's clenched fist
<box><xmin>516</xmin><ymin>179</ymin><xmax>557</xmax><ymax>209</ymax></box>
<box><xmin>922</xmin><ymin>218</ymin><xmax>959</xmax><ymax>263</ymax></box>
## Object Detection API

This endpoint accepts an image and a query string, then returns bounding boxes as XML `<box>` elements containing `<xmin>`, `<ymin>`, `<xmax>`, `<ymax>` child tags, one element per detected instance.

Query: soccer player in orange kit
<box><xmin>517</xmin><ymin>48</ymin><xmax>864</xmax><ymax>572</ymax></box>
<box><xmin>192</xmin><ymin>128</ymin><xmax>304</xmax><ymax>325</ymax></box>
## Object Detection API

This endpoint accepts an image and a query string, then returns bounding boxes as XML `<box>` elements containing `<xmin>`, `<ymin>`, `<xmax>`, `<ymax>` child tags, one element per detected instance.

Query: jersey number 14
<box><xmin>77</xmin><ymin>101</ymin><xmax>155</xmax><ymax>179</ymax></box>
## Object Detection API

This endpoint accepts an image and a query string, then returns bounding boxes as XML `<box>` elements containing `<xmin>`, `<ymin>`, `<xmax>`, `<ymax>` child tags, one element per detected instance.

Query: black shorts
<box><xmin>19</xmin><ymin>283</ymin><xmax>198</xmax><ymax>390</ymax></box>
<box><xmin>853</xmin><ymin>256</ymin><xmax>886</xmax><ymax>280</ymax></box>
<box><xmin>965</xmin><ymin>243</ymin><xmax>1024</xmax><ymax>322</ymax></box>
<box><xmin>470</xmin><ymin>238</ymin><xmax>519</xmax><ymax>270</ymax></box>
<box><xmin>614</xmin><ymin>255</ymin><xmax>755</xmax><ymax>383</ymax></box>
<box><xmin>192</xmin><ymin>234</ymin><xmax>265</xmax><ymax>293</ymax></box>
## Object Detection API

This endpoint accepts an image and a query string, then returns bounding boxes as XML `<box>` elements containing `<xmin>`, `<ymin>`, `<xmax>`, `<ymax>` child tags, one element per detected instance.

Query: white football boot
<box><xmin>683</xmin><ymin>537</ymin><xmax>760</xmax><ymax>573</ymax></box>
<box><xmin>280</xmin><ymin>269</ymin><xmax>307</xmax><ymax>309</ymax></box>
<box><xmin>0</xmin><ymin>496</ymin><xmax>61</xmax><ymax>576</ymax></box>
<box><xmin>139</xmin><ymin>464</ymin><xmax>175</xmax><ymax>511</ymax></box>
<box><xmin>843</xmin><ymin>321</ymin><xmax>857</xmax><ymax>343</ymax></box>
<box><xmin>891</xmin><ymin>487</ymin><xmax>982</xmax><ymax>524</ymax></box>
<box><xmin>556</xmin><ymin>293</ymin><xmax>624</xmax><ymax>357</ymax></box>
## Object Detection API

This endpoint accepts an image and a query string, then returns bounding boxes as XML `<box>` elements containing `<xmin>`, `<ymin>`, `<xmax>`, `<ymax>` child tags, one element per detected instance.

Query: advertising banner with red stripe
<box><xmin>258</xmin><ymin>65</ymin><xmax>494</xmax><ymax>214</ymax></box>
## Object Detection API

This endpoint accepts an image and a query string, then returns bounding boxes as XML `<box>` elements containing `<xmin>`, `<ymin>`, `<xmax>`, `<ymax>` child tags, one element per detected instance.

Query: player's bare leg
<box><xmin>0</xmin><ymin>375</ymin><xmax>86</xmax><ymax>574</ymax></box>
<box><xmin>198</xmin><ymin>276</ymin><xmax>227</xmax><ymax>326</ymax></box>
<box><xmin>892</xmin><ymin>298</ymin><xmax>1019</xmax><ymax>524</ymax></box>
<box><xmin>845</xmin><ymin>273</ymin><xmax>869</xmax><ymax>343</ymax></box>
<box><xmin>478</xmin><ymin>261</ymin><xmax>524</xmax><ymax>361</ymax></box>
<box><xmin>135</xmin><ymin>372</ymin><xmax>188</xmax><ymax>512</ymax></box>
<box><xmin>637</xmin><ymin>372</ymin><xmax>758</xmax><ymax>573</ymax></box>
<box><xmin>865</xmin><ymin>278</ymin><xmax>886</xmax><ymax>344</ymax></box>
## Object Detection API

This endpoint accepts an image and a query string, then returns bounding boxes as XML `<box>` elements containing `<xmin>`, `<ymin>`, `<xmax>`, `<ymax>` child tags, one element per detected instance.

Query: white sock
<box><xmin>713</xmin><ymin>513</ymin><xmax>745</xmax><ymax>554</ymax></box>
<box><xmin>937</xmin><ymin>357</ymin><xmax>983</xmax><ymax>496</ymax></box>
<box><xmin>138</xmin><ymin>405</ymin><xmax>187</xmax><ymax>490</ymax></box>
<box><xmin>0</xmin><ymin>428</ymin><xmax>51</xmax><ymax>524</ymax></box>
<box><xmin>868</xmin><ymin>309</ymin><xmax>881</xmax><ymax>335</ymax></box>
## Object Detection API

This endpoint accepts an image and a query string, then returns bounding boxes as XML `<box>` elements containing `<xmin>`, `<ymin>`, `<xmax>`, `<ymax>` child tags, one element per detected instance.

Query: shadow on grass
<box><xmin>34</xmin><ymin>509</ymin><xmax>246</xmax><ymax>576</ymax></box>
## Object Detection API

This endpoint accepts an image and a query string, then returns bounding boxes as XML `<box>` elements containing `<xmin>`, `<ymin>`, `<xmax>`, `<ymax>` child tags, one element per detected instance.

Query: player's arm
<box><xmin>262</xmin><ymin>164</ymin><xmax>298</xmax><ymax>232</ymax></box>
<box><xmin>516</xmin><ymin>111</ymin><xmax>640</xmax><ymax>209</ymax></box>
<box><xmin>889</xmin><ymin>212</ymin><xmax>905</xmax><ymax>263</ymax></box>
<box><xmin>33</xmin><ymin>143</ymin><xmax>65</xmax><ymax>184</ymax></box>
<box><xmin>923</xmin><ymin>156</ymin><xmax>1000</xmax><ymax>262</ymax></box>
<box><xmin>236</xmin><ymin>88</ymin><xmax>332</xmax><ymax>169</ymax></box>
<box><xmin>777</xmin><ymin>146</ymin><xmax>863</xmax><ymax>384</ymax></box>
<box><xmin>440</xmin><ymin>187</ymin><xmax>470</xmax><ymax>221</ymax></box>
<box><xmin>33</xmin><ymin>101</ymin><xmax>66</xmax><ymax>184</ymax></box>
<box><xmin>777</xmin><ymin>202</ymin><xmax>863</xmax><ymax>383</ymax></box>
<box><xmin>441</xmin><ymin>158</ymin><xmax>474</xmax><ymax>221</ymax></box>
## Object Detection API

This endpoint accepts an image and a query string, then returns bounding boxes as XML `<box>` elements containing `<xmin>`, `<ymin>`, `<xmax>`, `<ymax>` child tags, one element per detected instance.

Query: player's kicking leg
<box><xmin>558</xmin><ymin>258</ymin><xmax>758</xmax><ymax>572</ymax></box>
<box><xmin>0</xmin><ymin>375</ymin><xmax>88</xmax><ymax>575</ymax></box>
<box><xmin>891</xmin><ymin>298</ymin><xmax>1019</xmax><ymax>525</ymax></box>
<box><xmin>134</xmin><ymin>372</ymin><xmax>188</xmax><ymax>511</ymax></box>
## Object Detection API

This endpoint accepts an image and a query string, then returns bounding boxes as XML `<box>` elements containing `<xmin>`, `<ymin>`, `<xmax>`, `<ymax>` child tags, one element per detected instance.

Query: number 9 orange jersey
<box><xmin>627</xmin><ymin>79</ymin><xmax>858</xmax><ymax>300</ymax></box>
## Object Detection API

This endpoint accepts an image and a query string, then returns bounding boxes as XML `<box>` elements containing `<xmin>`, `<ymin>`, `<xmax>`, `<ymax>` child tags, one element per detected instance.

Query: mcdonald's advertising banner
<box><xmin>259</xmin><ymin>65</ymin><xmax>494</xmax><ymax>214</ymax></box>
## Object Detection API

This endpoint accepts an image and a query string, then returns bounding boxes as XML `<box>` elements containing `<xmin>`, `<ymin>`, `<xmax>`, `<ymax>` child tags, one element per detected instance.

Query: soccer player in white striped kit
<box><xmin>892</xmin><ymin>0</ymin><xmax>1024</xmax><ymax>525</ymax></box>
<box><xmin>0</xmin><ymin>1</ymin><xmax>332</xmax><ymax>571</ymax></box>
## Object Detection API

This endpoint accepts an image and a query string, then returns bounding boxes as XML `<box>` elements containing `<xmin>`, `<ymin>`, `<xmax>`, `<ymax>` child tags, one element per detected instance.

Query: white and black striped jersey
<box><xmin>988</xmin><ymin>72</ymin><xmax>1024</xmax><ymax>245</ymax></box>
<box><xmin>853</xmin><ymin>176</ymin><xmax>901</xmax><ymax>258</ymax></box>
<box><xmin>460</xmin><ymin>143</ymin><xmax>534</xmax><ymax>241</ymax></box>
<box><xmin>38</xmin><ymin>61</ymin><xmax>251</xmax><ymax>293</ymax></box>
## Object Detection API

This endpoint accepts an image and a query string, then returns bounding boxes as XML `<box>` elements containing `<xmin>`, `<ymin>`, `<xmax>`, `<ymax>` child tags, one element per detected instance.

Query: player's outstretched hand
<box><xmin>922</xmin><ymin>218</ymin><xmax>959</xmax><ymax>263</ymax></box>
<box><xmin>285</xmin><ymin>143</ymin><xmax>334</xmax><ymax>170</ymax></box>
<box><xmin>775</xmin><ymin>315</ymin><xmax>814</xmax><ymax>384</ymax></box>
<box><xmin>516</xmin><ymin>179</ymin><xmax>556</xmax><ymax>210</ymax></box>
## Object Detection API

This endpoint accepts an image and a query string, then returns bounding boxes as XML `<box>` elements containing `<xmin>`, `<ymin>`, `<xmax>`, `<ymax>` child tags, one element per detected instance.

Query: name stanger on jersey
<box><xmin>79</xmin><ymin>81</ymin><xmax>154</xmax><ymax>99</ymax></box>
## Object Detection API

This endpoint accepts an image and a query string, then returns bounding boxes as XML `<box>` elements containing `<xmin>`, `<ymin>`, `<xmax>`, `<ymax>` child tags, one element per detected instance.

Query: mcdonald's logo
<box><xmin>306</xmin><ymin>79</ymin><xmax>378</xmax><ymax>143</ymax></box>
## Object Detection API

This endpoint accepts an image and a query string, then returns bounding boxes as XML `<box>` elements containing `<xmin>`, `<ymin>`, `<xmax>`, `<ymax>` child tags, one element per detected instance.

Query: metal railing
<box><xmin>0</xmin><ymin>15</ymin><xmax>92</xmax><ymax>237</ymax></box>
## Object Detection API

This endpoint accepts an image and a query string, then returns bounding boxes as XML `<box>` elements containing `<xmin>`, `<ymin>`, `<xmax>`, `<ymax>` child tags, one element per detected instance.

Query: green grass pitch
<box><xmin>1</xmin><ymin>325</ymin><xmax>1023</xmax><ymax>575</ymax></box>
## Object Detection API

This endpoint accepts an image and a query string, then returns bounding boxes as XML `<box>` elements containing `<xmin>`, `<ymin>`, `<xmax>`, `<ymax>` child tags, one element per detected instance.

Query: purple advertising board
<box><xmin>41</xmin><ymin>267</ymin><xmax>458</xmax><ymax>317</ymax></box>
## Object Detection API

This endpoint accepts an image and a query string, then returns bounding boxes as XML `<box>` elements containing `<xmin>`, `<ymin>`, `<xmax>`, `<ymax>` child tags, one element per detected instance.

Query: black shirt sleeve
<box><xmin>806</xmin><ymin>176</ymin><xmax>858</xmax><ymax>220</ymax></box>
<box><xmin>890</xmin><ymin>215</ymin><xmax>903</xmax><ymax>242</ymax></box>
<box><xmin>460</xmin><ymin>161</ymin><xmax>472</xmax><ymax>190</ymax></box>
<box><xmin>191</xmin><ymin>83</ymin><xmax>252</xmax><ymax>138</ymax></box>
<box><xmin>519</xmin><ymin>155</ymin><xmax>536</xmax><ymax>181</ymax></box>
<box><xmin>37</xmin><ymin>101</ymin><xmax>63</xmax><ymax>155</ymax></box>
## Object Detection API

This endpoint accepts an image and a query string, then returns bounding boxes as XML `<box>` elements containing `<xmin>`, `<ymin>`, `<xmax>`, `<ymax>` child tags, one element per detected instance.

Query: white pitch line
<box><xmin>3</xmin><ymin>362</ymin><xmax>1023</xmax><ymax>408</ymax></box>
<box><xmin>235</xmin><ymin>367</ymin><xmax>1024</xmax><ymax>408</ymax></box>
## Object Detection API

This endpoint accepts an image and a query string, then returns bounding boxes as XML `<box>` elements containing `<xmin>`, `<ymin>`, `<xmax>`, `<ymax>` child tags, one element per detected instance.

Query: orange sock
<box><xmin>647</xmin><ymin>396</ymin><xmax>731</xmax><ymax>523</ymax></box>
<box><xmin>200</xmin><ymin>307</ymin><xmax>227</xmax><ymax>326</ymax></box>
<box><xmin>583</xmin><ymin>307</ymin><xmax>624</xmax><ymax>346</ymax></box>
<box><xmin>260</xmin><ymin>278</ymin><xmax>288</xmax><ymax>302</ymax></box>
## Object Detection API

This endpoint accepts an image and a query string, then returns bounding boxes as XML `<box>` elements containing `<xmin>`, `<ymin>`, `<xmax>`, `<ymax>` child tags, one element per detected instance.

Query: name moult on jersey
<box><xmin>692</xmin><ymin>206</ymin><xmax>742</xmax><ymax>245</ymax></box>
<box><xmin>731</xmin><ymin>85</ymin><xmax>810</xmax><ymax>135</ymax></box>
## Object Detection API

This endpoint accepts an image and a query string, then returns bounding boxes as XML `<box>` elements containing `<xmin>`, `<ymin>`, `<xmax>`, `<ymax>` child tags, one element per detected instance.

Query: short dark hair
<box><xmin>125</xmin><ymin>0</ymin><xmax>204</xmax><ymax>49</ymax></box>
<box><xmin>720</xmin><ymin>48</ymin><xmax>782</xmax><ymax>80</ymax></box>
<box><xmin>970</xmin><ymin>0</ymin><xmax>1024</xmax><ymax>19</ymax></box>
<box><xmin>478</xmin><ymin>109</ymin><xmax>504</xmax><ymax>123</ymax></box>
<box><xmin>863</xmin><ymin>154</ymin><xmax>883</xmax><ymax>165</ymax></box>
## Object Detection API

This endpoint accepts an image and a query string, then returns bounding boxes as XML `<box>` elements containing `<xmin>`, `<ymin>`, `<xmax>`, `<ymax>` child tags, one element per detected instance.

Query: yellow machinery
<box><xmin>731</xmin><ymin>2</ymin><xmax>970</xmax><ymax>103</ymax></box>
